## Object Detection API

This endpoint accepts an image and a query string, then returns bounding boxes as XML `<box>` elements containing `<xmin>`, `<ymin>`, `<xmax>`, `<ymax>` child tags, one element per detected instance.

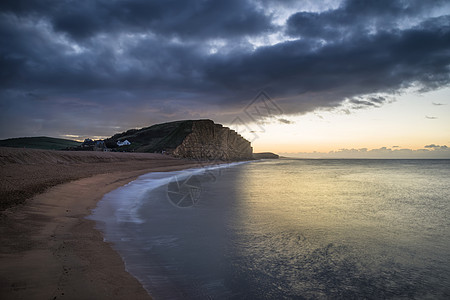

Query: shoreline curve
<box><xmin>0</xmin><ymin>147</ymin><xmax>207</xmax><ymax>299</ymax></box>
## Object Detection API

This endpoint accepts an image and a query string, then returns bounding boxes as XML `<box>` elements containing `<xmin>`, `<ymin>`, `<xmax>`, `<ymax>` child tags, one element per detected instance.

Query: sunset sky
<box><xmin>1</xmin><ymin>0</ymin><xmax>449</xmax><ymax>158</ymax></box>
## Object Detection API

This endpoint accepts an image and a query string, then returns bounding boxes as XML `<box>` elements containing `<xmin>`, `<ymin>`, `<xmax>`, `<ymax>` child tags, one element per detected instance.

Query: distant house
<box><xmin>117</xmin><ymin>140</ymin><xmax>131</xmax><ymax>147</ymax></box>
<box><xmin>81</xmin><ymin>138</ymin><xmax>95</xmax><ymax>147</ymax></box>
<box><xmin>94</xmin><ymin>140</ymin><xmax>106</xmax><ymax>151</ymax></box>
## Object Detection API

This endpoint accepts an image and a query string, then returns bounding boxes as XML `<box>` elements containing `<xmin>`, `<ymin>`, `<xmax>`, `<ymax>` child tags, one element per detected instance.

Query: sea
<box><xmin>88</xmin><ymin>159</ymin><xmax>450</xmax><ymax>299</ymax></box>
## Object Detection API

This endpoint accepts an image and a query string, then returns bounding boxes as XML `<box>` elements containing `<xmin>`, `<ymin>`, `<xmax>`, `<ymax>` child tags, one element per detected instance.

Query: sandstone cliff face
<box><xmin>106</xmin><ymin>119</ymin><xmax>253</xmax><ymax>161</ymax></box>
<box><xmin>172</xmin><ymin>120</ymin><xmax>253</xmax><ymax>160</ymax></box>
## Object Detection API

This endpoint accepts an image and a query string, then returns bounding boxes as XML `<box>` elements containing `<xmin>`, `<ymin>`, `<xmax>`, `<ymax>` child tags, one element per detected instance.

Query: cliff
<box><xmin>253</xmin><ymin>152</ymin><xmax>279</xmax><ymax>159</ymax></box>
<box><xmin>172</xmin><ymin>120</ymin><xmax>253</xmax><ymax>160</ymax></box>
<box><xmin>105</xmin><ymin>119</ymin><xmax>253</xmax><ymax>161</ymax></box>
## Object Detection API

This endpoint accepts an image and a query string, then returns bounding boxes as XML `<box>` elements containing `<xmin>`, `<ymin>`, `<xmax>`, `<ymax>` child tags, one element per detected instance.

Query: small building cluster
<box><xmin>80</xmin><ymin>138</ymin><xmax>108</xmax><ymax>151</ymax></box>
<box><xmin>70</xmin><ymin>138</ymin><xmax>133</xmax><ymax>152</ymax></box>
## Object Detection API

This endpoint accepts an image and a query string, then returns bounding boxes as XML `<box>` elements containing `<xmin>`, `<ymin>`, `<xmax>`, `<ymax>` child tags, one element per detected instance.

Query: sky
<box><xmin>1</xmin><ymin>0</ymin><xmax>450</xmax><ymax>158</ymax></box>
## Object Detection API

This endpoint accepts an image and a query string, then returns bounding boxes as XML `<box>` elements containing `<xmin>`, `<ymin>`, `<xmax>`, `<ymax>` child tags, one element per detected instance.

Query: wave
<box><xmin>88</xmin><ymin>160</ymin><xmax>250</xmax><ymax>226</ymax></box>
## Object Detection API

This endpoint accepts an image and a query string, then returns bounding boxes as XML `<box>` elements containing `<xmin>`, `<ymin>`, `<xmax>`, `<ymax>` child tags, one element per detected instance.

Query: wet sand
<box><xmin>0</xmin><ymin>147</ymin><xmax>205</xmax><ymax>299</ymax></box>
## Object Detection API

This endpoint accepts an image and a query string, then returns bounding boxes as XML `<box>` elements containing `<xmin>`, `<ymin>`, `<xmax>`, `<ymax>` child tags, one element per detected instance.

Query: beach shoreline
<box><xmin>0</xmin><ymin>147</ymin><xmax>208</xmax><ymax>299</ymax></box>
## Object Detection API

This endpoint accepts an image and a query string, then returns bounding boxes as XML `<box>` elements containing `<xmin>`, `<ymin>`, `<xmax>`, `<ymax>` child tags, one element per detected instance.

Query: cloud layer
<box><xmin>1</xmin><ymin>0</ymin><xmax>450</xmax><ymax>138</ymax></box>
<box><xmin>281</xmin><ymin>145</ymin><xmax>450</xmax><ymax>159</ymax></box>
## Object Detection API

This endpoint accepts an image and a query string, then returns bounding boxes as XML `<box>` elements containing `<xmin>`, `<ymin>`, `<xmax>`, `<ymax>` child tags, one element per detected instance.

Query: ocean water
<box><xmin>89</xmin><ymin>159</ymin><xmax>450</xmax><ymax>299</ymax></box>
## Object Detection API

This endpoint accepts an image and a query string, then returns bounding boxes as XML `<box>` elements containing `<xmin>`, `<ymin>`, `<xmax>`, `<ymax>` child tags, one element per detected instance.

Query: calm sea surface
<box><xmin>89</xmin><ymin>159</ymin><xmax>450</xmax><ymax>299</ymax></box>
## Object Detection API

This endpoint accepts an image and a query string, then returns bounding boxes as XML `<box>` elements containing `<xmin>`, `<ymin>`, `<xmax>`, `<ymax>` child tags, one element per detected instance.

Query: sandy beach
<box><xmin>0</xmin><ymin>147</ymin><xmax>205</xmax><ymax>299</ymax></box>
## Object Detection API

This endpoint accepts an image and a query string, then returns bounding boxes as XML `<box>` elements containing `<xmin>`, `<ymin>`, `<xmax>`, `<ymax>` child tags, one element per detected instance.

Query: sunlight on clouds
<box><xmin>247</xmin><ymin>32</ymin><xmax>296</xmax><ymax>49</ymax></box>
<box><xmin>256</xmin><ymin>0</ymin><xmax>343</xmax><ymax>25</ymax></box>
<box><xmin>250</xmin><ymin>87</ymin><xmax>450</xmax><ymax>154</ymax></box>
<box><xmin>207</xmin><ymin>39</ymin><xmax>227</xmax><ymax>54</ymax></box>
<box><xmin>248</xmin><ymin>0</ymin><xmax>342</xmax><ymax>48</ymax></box>
<box><xmin>1</xmin><ymin>0</ymin><xmax>449</xmax><ymax>149</ymax></box>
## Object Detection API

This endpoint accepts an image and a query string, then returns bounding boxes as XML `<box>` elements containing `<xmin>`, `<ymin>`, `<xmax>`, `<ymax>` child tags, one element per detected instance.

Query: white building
<box><xmin>117</xmin><ymin>140</ymin><xmax>131</xmax><ymax>147</ymax></box>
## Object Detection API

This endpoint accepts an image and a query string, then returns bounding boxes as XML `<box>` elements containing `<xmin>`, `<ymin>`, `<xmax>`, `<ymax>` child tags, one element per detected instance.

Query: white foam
<box><xmin>88</xmin><ymin>161</ymin><xmax>250</xmax><ymax>225</ymax></box>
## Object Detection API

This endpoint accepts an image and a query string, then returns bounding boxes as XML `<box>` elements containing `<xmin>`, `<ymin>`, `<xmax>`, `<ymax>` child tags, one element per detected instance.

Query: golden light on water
<box><xmin>233</xmin><ymin>159</ymin><xmax>450</xmax><ymax>248</ymax></box>
<box><xmin>89</xmin><ymin>158</ymin><xmax>450</xmax><ymax>298</ymax></box>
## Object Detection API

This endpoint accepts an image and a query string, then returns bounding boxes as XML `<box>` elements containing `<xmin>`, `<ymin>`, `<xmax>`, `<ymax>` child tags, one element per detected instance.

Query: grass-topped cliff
<box><xmin>105</xmin><ymin>120</ymin><xmax>194</xmax><ymax>152</ymax></box>
<box><xmin>106</xmin><ymin>119</ymin><xmax>253</xmax><ymax>160</ymax></box>
<box><xmin>1</xmin><ymin>120</ymin><xmax>254</xmax><ymax>161</ymax></box>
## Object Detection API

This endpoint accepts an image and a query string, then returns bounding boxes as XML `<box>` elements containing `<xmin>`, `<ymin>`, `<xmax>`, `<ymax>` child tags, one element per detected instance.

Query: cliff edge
<box><xmin>105</xmin><ymin>119</ymin><xmax>253</xmax><ymax>161</ymax></box>
<box><xmin>253</xmin><ymin>152</ymin><xmax>279</xmax><ymax>159</ymax></box>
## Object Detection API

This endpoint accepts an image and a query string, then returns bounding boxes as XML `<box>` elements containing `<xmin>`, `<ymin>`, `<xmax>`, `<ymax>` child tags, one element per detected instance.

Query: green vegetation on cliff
<box><xmin>106</xmin><ymin>119</ymin><xmax>254</xmax><ymax>160</ymax></box>
<box><xmin>105</xmin><ymin>120</ymin><xmax>194</xmax><ymax>152</ymax></box>
<box><xmin>0</xmin><ymin>137</ymin><xmax>81</xmax><ymax>150</ymax></box>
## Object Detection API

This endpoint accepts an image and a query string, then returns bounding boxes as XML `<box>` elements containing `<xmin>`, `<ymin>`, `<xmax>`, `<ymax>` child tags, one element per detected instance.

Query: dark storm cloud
<box><xmin>348</xmin><ymin>96</ymin><xmax>390</xmax><ymax>109</ymax></box>
<box><xmin>278</xmin><ymin>118</ymin><xmax>293</xmax><ymax>124</ymax></box>
<box><xmin>205</xmin><ymin>14</ymin><xmax>450</xmax><ymax>109</ymax></box>
<box><xmin>286</xmin><ymin>0</ymin><xmax>448</xmax><ymax>39</ymax></box>
<box><xmin>1</xmin><ymin>0</ymin><xmax>450</xmax><ymax>138</ymax></box>
<box><xmin>1</xmin><ymin>0</ymin><xmax>274</xmax><ymax>40</ymax></box>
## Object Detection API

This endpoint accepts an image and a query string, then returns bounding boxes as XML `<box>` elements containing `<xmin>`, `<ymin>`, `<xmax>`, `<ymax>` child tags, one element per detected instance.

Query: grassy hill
<box><xmin>0</xmin><ymin>137</ymin><xmax>81</xmax><ymax>150</ymax></box>
<box><xmin>105</xmin><ymin>120</ymin><xmax>194</xmax><ymax>152</ymax></box>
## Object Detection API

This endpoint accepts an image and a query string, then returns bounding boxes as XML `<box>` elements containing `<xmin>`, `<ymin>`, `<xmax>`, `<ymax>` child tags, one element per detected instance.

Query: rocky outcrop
<box><xmin>253</xmin><ymin>152</ymin><xmax>279</xmax><ymax>159</ymax></box>
<box><xmin>105</xmin><ymin>119</ymin><xmax>253</xmax><ymax>161</ymax></box>
<box><xmin>172</xmin><ymin>120</ymin><xmax>253</xmax><ymax>160</ymax></box>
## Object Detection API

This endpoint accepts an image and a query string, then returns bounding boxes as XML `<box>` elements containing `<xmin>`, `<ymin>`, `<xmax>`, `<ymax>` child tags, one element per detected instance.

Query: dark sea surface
<box><xmin>89</xmin><ymin>159</ymin><xmax>450</xmax><ymax>299</ymax></box>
